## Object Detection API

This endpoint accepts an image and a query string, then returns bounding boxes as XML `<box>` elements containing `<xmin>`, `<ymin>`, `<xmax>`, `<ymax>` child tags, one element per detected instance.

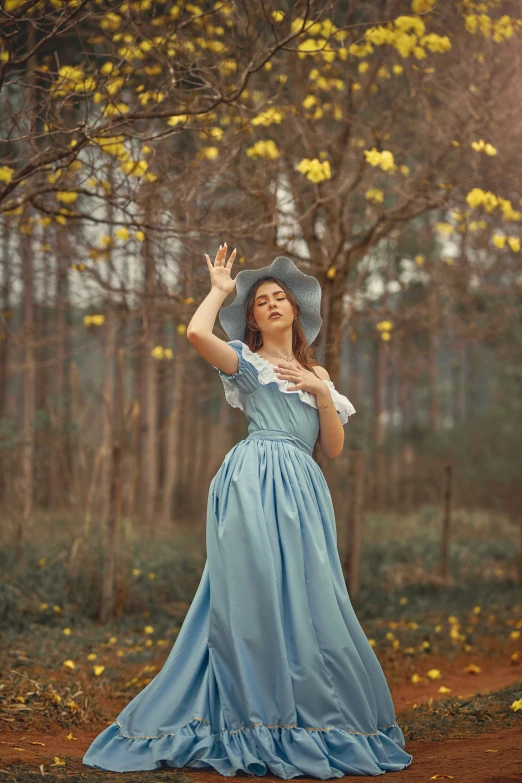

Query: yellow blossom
<box><xmin>56</xmin><ymin>192</ymin><xmax>78</xmax><ymax>204</ymax></box>
<box><xmin>366</xmin><ymin>188</ymin><xmax>384</xmax><ymax>203</ymax></box>
<box><xmin>93</xmin><ymin>665</ymin><xmax>105</xmax><ymax>676</ymax></box>
<box><xmin>116</xmin><ymin>227</ymin><xmax>129</xmax><ymax>241</ymax></box>
<box><xmin>84</xmin><ymin>314</ymin><xmax>106</xmax><ymax>326</ymax></box>
<box><xmin>426</xmin><ymin>668</ymin><xmax>441</xmax><ymax>680</ymax></box>
<box><xmin>364</xmin><ymin>147</ymin><xmax>396</xmax><ymax>172</ymax></box>
<box><xmin>0</xmin><ymin>166</ymin><xmax>14</xmax><ymax>184</ymax></box>
<box><xmin>252</xmin><ymin>108</ymin><xmax>284</xmax><ymax>126</ymax></box>
<box><xmin>246</xmin><ymin>140</ymin><xmax>280</xmax><ymax>161</ymax></box>
<box><xmin>62</xmin><ymin>660</ymin><xmax>75</xmax><ymax>669</ymax></box>
<box><xmin>297</xmin><ymin>158</ymin><xmax>331</xmax><ymax>183</ymax></box>
<box><xmin>121</xmin><ymin>159</ymin><xmax>148</xmax><ymax>177</ymax></box>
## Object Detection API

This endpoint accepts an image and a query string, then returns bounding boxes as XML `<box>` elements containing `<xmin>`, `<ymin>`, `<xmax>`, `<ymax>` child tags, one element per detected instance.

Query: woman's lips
<box><xmin>269</xmin><ymin>313</ymin><xmax>281</xmax><ymax>319</ymax></box>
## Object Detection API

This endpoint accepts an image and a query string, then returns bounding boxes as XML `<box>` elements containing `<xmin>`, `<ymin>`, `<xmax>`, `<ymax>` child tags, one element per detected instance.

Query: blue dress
<box><xmin>83</xmin><ymin>339</ymin><xmax>413</xmax><ymax>778</ymax></box>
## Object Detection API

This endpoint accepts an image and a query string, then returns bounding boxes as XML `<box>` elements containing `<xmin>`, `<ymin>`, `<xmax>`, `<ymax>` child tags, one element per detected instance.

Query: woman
<box><xmin>83</xmin><ymin>244</ymin><xmax>413</xmax><ymax>778</ymax></box>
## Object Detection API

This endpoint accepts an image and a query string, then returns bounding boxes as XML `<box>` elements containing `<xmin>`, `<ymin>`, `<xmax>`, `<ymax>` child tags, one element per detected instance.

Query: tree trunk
<box><xmin>161</xmin><ymin>335</ymin><xmax>186</xmax><ymax>521</ymax></box>
<box><xmin>19</xmin><ymin>212</ymin><xmax>36</xmax><ymax>548</ymax></box>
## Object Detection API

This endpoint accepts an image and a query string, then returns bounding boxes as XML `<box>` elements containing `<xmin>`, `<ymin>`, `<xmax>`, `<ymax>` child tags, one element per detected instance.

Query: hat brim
<box><xmin>218</xmin><ymin>256</ymin><xmax>323</xmax><ymax>345</ymax></box>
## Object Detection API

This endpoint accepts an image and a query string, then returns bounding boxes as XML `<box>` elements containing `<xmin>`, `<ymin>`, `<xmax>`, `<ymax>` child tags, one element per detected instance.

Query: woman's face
<box><xmin>253</xmin><ymin>280</ymin><xmax>294</xmax><ymax>337</ymax></box>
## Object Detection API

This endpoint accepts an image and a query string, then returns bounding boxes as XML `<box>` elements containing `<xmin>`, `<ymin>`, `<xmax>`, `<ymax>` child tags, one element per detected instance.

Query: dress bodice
<box><xmin>213</xmin><ymin>340</ymin><xmax>355</xmax><ymax>451</ymax></box>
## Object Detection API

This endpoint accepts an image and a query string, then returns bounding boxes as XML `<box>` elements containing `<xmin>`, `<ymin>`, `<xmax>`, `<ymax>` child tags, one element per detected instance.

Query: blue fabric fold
<box><xmin>84</xmin><ymin>718</ymin><xmax>412</xmax><ymax>777</ymax></box>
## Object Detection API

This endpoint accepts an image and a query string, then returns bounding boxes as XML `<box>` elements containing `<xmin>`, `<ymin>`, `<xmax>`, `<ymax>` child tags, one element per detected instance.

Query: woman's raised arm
<box><xmin>186</xmin><ymin>242</ymin><xmax>239</xmax><ymax>375</ymax></box>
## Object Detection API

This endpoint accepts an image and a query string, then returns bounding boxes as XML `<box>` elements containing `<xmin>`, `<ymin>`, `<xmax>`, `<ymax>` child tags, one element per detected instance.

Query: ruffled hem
<box><xmin>222</xmin><ymin>341</ymin><xmax>356</xmax><ymax>425</ymax></box>
<box><xmin>83</xmin><ymin>718</ymin><xmax>413</xmax><ymax>778</ymax></box>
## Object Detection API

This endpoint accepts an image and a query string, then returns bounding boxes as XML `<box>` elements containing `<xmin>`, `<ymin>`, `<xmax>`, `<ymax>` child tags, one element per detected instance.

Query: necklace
<box><xmin>260</xmin><ymin>347</ymin><xmax>295</xmax><ymax>362</ymax></box>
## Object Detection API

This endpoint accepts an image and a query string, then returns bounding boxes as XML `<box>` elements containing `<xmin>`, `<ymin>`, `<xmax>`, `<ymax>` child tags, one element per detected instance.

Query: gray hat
<box><xmin>218</xmin><ymin>256</ymin><xmax>323</xmax><ymax>346</ymax></box>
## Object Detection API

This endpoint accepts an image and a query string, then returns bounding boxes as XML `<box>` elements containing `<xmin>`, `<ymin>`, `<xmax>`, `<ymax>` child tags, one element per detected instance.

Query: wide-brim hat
<box><xmin>218</xmin><ymin>256</ymin><xmax>323</xmax><ymax>346</ymax></box>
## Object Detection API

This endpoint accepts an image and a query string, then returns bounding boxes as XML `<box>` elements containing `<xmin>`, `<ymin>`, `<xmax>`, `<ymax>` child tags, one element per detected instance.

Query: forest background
<box><xmin>1</xmin><ymin>0</ymin><xmax>522</xmax><ymax>740</ymax></box>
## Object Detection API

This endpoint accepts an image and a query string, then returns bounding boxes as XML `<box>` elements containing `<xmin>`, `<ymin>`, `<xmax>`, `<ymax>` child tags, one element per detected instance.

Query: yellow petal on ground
<box><xmin>29</xmin><ymin>742</ymin><xmax>46</xmax><ymax>746</ymax></box>
<box><xmin>62</xmin><ymin>660</ymin><xmax>75</xmax><ymax>669</ymax></box>
<box><xmin>66</xmin><ymin>732</ymin><xmax>77</xmax><ymax>741</ymax></box>
<box><xmin>93</xmin><ymin>665</ymin><xmax>105</xmax><ymax>676</ymax></box>
<box><xmin>465</xmin><ymin>663</ymin><xmax>481</xmax><ymax>674</ymax></box>
<box><xmin>438</xmin><ymin>685</ymin><xmax>451</xmax><ymax>694</ymax></box>
<box><xmin>50</xmin><ymin>757</ymin><xmax>66</xmax><ymax>766</ymax></box>
<box><xmin>426</xmin><ymin>668</ymin><xmax>441</xmax><ymax>680</ymax></box>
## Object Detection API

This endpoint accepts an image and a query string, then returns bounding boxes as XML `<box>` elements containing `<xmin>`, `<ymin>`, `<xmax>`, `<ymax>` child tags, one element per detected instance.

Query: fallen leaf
<box><xmin>29</xmin><ymin>741</ymin><xmax>46</xmax><ymax>746</ymax></box>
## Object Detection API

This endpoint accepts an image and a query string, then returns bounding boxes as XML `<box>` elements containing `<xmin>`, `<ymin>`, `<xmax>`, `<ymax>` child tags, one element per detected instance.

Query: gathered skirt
<box><xmin>83</xmin><ymin>429</ymin><xmax>413</xmax><ymax>777</ymax></box>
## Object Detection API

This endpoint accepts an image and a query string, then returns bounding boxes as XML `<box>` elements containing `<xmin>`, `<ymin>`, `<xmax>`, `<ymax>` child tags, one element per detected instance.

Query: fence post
<box><xmin>343</xmin><ymin>450</ymin><xmax>366</xmax><ymax>601</ymax></box>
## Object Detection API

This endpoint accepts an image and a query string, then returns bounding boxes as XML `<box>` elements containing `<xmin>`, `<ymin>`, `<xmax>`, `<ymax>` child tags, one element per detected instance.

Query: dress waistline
<box><xmin>245</xmin><ymin>428</ymin><xmax>314</xmax><ymax>456</ymax></box>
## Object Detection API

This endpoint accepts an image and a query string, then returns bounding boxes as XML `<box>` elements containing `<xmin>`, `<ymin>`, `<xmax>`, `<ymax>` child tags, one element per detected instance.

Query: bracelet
<box><xmin>317</xmin><ymin>400</ymin><xmax>333</xmax><ymax>410</ymax></box>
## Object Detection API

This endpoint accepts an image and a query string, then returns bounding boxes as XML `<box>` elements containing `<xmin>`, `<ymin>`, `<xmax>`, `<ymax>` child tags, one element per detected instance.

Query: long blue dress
<box><xmin>83</xmin><ymin>339</ymin><xmax>413</xmax><ymax>778</ymax></box>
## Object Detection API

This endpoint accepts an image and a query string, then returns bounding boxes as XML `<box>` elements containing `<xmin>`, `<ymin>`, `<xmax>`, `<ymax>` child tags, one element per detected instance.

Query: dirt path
<box><xmin>1</xmin><ymin>658</ymin><xmax>521</xmax><ymax>780</ymax></box>
<box><xmin>2</xmin><ymin>725</ymin><xmax>521</xmax><ymax>782</ymax></box>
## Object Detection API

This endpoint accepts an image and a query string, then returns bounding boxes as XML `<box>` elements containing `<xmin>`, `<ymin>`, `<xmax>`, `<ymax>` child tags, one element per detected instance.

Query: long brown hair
<box><xmin>242</xmin><ymin>275</ymin><xmax>321</xmax><ymax>375</ymax></box>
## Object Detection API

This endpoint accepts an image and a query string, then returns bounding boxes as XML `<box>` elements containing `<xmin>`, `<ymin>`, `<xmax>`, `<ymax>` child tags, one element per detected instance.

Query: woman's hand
<box><xmin>205</xmin><ymin>242</ymin><xmax>237</xmax><ymax>295</ymax></box>
<box><xmin>274</xmin><ymin>361</ymin><xmax>328</xmax><ymax>397</ymax></box>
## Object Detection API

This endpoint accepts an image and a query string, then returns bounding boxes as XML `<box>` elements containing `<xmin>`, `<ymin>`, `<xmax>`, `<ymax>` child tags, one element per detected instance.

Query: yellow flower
<box><xmin>50</xmin><ymin>757</ymin><xmax>66</xmax><ymax>767</ymax></box>
<box><xmin>87</xmin><ymin>653</ymin><xmax>97</xmax><ymax>661</ymax></box>
<box><xmin>120</xmin><ymin>159</ymin><xmax>148</xmax><ymax>177</ymax></box>
<box><xmin>198</xmin><ymin>146</ymin><xmax>219</xmax><ymax>160</ymax></box>
<box><xmin>510</xmin><ymin>698</ymin><xmax>522</xmax><ymax>712</ymax></box>
<box><xmin>252</xmin><ymin>108</ymin><xmax>284</xmax><ymax>127</ymax></box>
<box><xmin>151</xmin><ymin>346</ymin><xmax>165</xmax><ymax>360</ymax></box>
<box><xmin>108</xmin><ymin>636</ymin><xmax>117</xmax><ymax>644</ymax></box>
<box><xmin>400</xmin><ymin>597</ymin><xmax>408</xmax><ymax>605</ymax></box>
<box><xmin>438</xmin><ymin>685</ymin><xmax>451</xmax><ymax>694</ymax></box>
<box><xmin>296</xmin><ymin>158</ymin><xmax>331</xmax><ymax>183</ymax></box>
<box><xmin>83</xmin><ymin>314</ymin><xmax>105</xmax><ymax>326</ymax></box>
<box><xmin>63</xmin><ymin>628</ymin><xmax>72</xmax><ymax>636</ymax></box>
<box><xmin>62</xmin><ymin>660</ymin><xmax>75</xmax><ymax>669</ymax></box>
<box><xmin>132</xmin><ymin>568</ymin><xmax>141</xmax><ymax>576</ymax></box>
<box><xmin>93</xmin><ymin>665</ymin><xmax>105</xmax><ymax>676</ymax></box>
<box><xmin>366</xmin><ymin>188</ymin><xmax>384</xmax><ymax>203</ymax></box>
<box><xmin>509</xmin><ymin>630</ymin><xmax>521</xmax><ymax>641</ymax></box>
<box><xmin>144</xmin><ymin>625</ymin><xmax>154</xmax><ymax>634</ymax></box>
<box><xmin>272</xmin><ymin>10</ymin><xmax>284</xmax><ymax>22</ymax></box>
<box><xmin>246</xmin><ymin>140</ymin><xmax>280</xmax><ymax>161</ymax></box>
<box><xmin>0</xmin><ymin>165</ymin><xmax>14</xmax><ymax>184</ymax></box>
<box><xmin>116</xmin><ymin>227</ymin><xmax>129</xmax><ymax>241</ymax></box>
<box><xmin>368</xmin><ymin>638</ymin><xmax>376</xmax><ymax>647</ymax></box>
<box><xmin>364</xmin><ymin>147</ymin><xmax>396</xmax><ymax>172</ymax></box>
<box><xmin>177</xmin><ymin>323</ymin><xmax>187</xmax><ymax>335</ymax></box>
<box><xmin>135</xmin><ymin>230</ymin><xmax>145</xmax><ymax>242</ymax></box>
<box><xmin>507</xmin><ymin>237</ymin><xmax>520</xmax><ymax>252</ymax></box>
<box><xmin>426</xmin><ymin>668</ymin><xmax>441</xmax><ymax>680</ymax></box>
<box><xmin>56</xmin><ymin>191</ymin><xmax>78</xmax><ymax>204</ymax></box>
<box><xmin>167</xmin><ymin>114</ymin><xmax>188</xmax><ymax>126</ymax></box>
<box><xmin>411</xmin><ymin>673</ymin><xmax>423</xmax><ymax>683</ymax></box>
<box><xmin>465</xmin><ymin>663</ymin><xmax>481</xmax><ymax>674</ymax></box>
